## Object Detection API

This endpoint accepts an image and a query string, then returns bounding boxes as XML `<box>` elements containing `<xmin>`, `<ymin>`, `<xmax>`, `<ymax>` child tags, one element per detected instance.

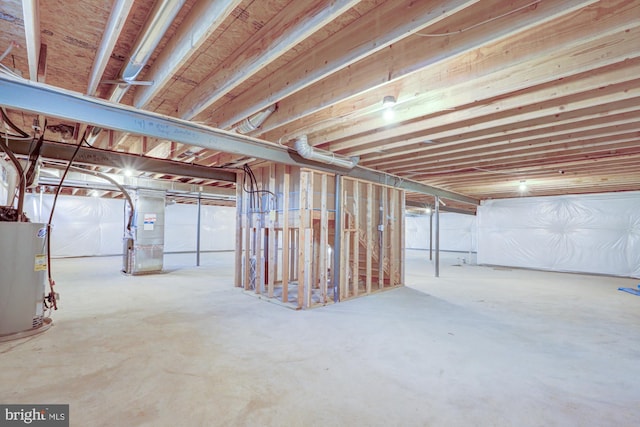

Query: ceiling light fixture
<box><xmin>382</xmin><ymin>95</ymin><xmax>396</xmax><ymax>121</ymax></box>
<box><xmin>382</xmin><ymin>95</ymin><xmax>396</xmax><ymax>107</ymax></box>
<box><xmin>518</xmin><ymin>180</ymin><xmax>527</xmax><ymax>192</ymax></box>
<box><xmin>383</xmin><ymin>108</ymin><xmax>395</xmax><ymax>121</ymax></box>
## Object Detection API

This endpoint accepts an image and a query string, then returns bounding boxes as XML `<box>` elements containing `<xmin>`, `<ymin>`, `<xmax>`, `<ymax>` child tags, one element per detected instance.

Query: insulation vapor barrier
<box><xmin>24</xmin><ymin>194</ymin><xmax>236</xmax><ymax>257</ymax></box>
<box><xmin>405</xmin><ymin>212</ymin><xmax>477</xmax><ymax>252</ymax></box>
<box><xmin>477</xmin><ymin>192</ymin><xmax>640</xmax><ymax>278</ymax></box>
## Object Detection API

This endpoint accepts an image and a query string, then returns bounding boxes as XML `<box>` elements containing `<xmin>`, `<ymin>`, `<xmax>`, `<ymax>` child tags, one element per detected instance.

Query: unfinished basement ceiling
<box><xmin>1</xmin><ymin>0</ymin><xmax>639</xmax><ymax>212</ymax></box>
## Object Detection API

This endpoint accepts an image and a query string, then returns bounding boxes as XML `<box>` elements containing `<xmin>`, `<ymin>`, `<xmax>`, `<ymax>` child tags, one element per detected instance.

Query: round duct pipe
<box><xmin>235</xmin><ymin>104</ymin><xmax>277</xmax><ymax>134</ymax></box>
<box><xmin>294</xmin><ymin>135</ymin><xmax>358</xmax><ymax>169</ymax></box>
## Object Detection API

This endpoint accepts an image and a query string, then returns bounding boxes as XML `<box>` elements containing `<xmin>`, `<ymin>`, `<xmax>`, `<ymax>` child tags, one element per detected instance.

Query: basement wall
<box><xmin>23</xmin><ymin>194</ymin><xmax>236</xmax><ymax>257</ymax></box>
<box><xmin>405</xmin><ymin>212</ymin><xmax>477</xmax><ymax>252</ymax></box>
<box><xmin>477</xmin><ymin>191</ymin><xmax>640</xmax><ymax>278</ymax></box>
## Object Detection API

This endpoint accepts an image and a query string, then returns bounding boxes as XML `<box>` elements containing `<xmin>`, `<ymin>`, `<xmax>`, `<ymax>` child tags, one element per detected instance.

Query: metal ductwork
<box><xmin>87</xmin><ymin>0</ymin><xmax>186</xmax><ymax>145</ymax></box>
<box><xmin>294</xmin><ymin>135</ymin><xmax>359</xmax><ymax>169</ymax></box>
<box><xmin>109</xmin><ymin>0</ymin><xmax>186</xmax><ymax>103</ymax></box>
<box><xmin>234</xmin><ymin>104</ymin><xmax>277</xmax><ymax>134</ymax></box>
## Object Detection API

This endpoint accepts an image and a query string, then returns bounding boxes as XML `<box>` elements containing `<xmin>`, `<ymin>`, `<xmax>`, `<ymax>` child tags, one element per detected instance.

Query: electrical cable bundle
<box><xmin>242</xmin><ymin>164</ymin><xmax>276</xmax><ymax>214</ymax></box>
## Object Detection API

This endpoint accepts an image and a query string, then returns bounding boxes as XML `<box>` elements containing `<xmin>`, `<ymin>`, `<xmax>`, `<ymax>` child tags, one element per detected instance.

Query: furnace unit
<box><xmin>122</xmin><ymin>189</ymin><xmax>166</xmax><ymax>275</ymax></box>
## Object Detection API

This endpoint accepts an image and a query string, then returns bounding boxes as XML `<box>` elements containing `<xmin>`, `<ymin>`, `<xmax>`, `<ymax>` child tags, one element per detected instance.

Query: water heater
<box><xmin>0</xmin><ymin>222</ymin><xmax>51</xmax><ymax>340</ymax></box>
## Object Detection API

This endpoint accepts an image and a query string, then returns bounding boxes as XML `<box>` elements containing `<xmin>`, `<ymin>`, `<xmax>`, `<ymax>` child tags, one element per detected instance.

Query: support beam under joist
<box><xmin>0</xmin><ymin>76</ymin><xmax>478</xmax><ymax>205</ymax></box>
<box><xmin>6</xmin><ymin>138</ymin><xmax>236</xmax><ymax>183</ymax></box>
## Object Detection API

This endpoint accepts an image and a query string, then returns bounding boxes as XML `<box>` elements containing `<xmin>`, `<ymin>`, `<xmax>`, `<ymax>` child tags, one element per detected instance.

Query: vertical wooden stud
<box><xmin>282</xmin><ymin>166</ymin><xmax>290</xmax><ymax>303</ymax></box>
<box><xmin>297</xmin><ymin>171</ymin><xmax>308</xmax><ymax>309</ymax></box>
<box><xmin>320</xmin><ymin>173</ymin><xmax>328</xmax><ymax>303</ymax></box>
<box><xmin>352</xmin><ymin>181</ymin><xmax>360</xmax><ymax>297</ymax></box>
<box><xmin>389</xmin><ymin>188</ymin><xmax>397</xmax><ymax>286</ymax></box>
<box><xmin>267</xmin><ymin>164</ymin><xmax>276</xmax><ymax>298</ymax></box>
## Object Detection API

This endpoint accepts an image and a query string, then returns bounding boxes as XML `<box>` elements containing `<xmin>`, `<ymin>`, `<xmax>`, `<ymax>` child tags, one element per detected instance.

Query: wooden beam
<box><xmin>134</xmin><ymin>0</ymin><xmax>242</xmax><ymax>109</ymax></box>
<box><xmin>332</xmin><ymin>60</ymin><xmax>640</xmax><ymax>157</ymax></box>
<box><xmin>21</xmin><ymin>0</ymin><xmax>40</xmax><ymax>81</ymax></box>
<box><xmin>178</xmin><ymin>0</ymin><xmax>360</xmax><ymax>120</ymax></box>
<box><xmin>382</xmin><ymin>126</ymin><xmax>640</xmax><ymax>172</ymax></box>
<box><xmin>86</xmin><ymin>0</ymin><xmax>135</xmax><ymax>95</ymax></box>
<box><xmin>214</xmin><ymin>0</ymin><xmax>481</xmax><ymax>129</ymax></box>
<box><xmin>259</xmin><ymin>0</ymin><xmax>599</xmax><ymax>139</ymax></box>
<box><xmin>365</xmin><ymin>96</ymin><xmax>640</xmax><ymax>167</ymax></box>
<box><xmin>312</xmin><ymin>12</ymin><xmax>639</xmax><ymax>153</ymax></box>
<box><xmin>36</xmin><ymin>43</ymin><xmax>47</xmax><ymax>83</ymax></box>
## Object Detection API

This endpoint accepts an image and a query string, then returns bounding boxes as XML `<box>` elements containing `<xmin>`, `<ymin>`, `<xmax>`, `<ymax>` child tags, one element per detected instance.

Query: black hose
<box><xmin>45</xmin><ymin>131</ymin><xmax>87</xmax><ymax>309</ymax></box>
<box><xmin>1</xmin><ymin>108</ymin><xmax>29</xmax><ymax>138</ymax></box>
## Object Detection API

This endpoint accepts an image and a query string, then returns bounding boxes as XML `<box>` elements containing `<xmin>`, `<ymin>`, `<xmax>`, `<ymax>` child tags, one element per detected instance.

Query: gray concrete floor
<box><xmin>1</xmin><ymin>250</ymin><xmax>639</xmax><ymax>426</ymax></box>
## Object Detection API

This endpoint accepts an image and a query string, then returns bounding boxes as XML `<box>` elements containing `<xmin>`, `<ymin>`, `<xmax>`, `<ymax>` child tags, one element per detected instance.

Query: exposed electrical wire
<box><xmin>0</xmin><ymin>132</ymin><xmax>26</xmax><ymax>218</ymax></box>
<box><xmin>416</xmin><ymin>0</ymin><xmax>541</xmax><ymax>37</ymax></box>
<box><xmin>472</xmin><ymin>167</ymin><xmax>527</xmax><ymax>176</ymax></box>
<box><xmin>0</xmin><ymin>109</ymin><xmax>31</xmax><ymax>219</ymax></box>
<box><xmin>44</xmin><ymin>129</ymin><xmax>88</xmax><ymax>311</ymax></box>
<box><xmin>242</xmin><ymin>164</ymin><xmax>276</xmax><ymax>214</ymax></box>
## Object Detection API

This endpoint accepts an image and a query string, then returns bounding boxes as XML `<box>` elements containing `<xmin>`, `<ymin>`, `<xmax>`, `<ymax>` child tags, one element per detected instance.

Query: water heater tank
<box><xmin>0</xmin><ymin>222</ymin><xmax>49</xmax><ymax>339</ymax></box>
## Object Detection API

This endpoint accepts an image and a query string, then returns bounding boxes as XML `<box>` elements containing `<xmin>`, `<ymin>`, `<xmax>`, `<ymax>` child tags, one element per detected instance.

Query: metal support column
<box><xmin>196</xmin><ymin>192</ymin><xmax>201</xmax><ymax>267</ymax></box>
<box><xmin>429</xmin><ymin>210</ymin><xmax>433</xmax><ymax>261</ymax></box>
<box><xmin>435</xmin><ymin>196</ymin><xmax>440</xmax><ymax>278</ymax></box>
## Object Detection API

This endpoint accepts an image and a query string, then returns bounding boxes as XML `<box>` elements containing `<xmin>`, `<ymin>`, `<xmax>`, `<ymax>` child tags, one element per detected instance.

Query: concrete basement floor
<box><xmin>1</xmin><ymin>250</ymin><xmax>639</xmax><ymax>426</ymax></box>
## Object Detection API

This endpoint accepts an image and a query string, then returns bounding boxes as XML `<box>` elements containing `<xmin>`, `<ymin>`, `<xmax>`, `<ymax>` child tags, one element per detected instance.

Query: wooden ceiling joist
<box><xmin>178</xmin><ymin>0</ymin><xmax>361</xmax><ymax>120</ymax></box>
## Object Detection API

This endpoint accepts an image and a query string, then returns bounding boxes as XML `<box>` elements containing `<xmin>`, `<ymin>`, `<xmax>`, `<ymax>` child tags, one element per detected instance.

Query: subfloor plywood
<box><xmin>0</xmin><ymin>251</ymin><xmax>638</xmax><ymax>426</ymax></box>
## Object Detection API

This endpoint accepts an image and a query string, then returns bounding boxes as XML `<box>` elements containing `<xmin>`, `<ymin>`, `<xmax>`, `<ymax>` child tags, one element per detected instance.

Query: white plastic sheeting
<box><xmin>25</xmin><ymin>194</ymin><xmax>125</xmax><ymax>256</ymax></box>
<box><xmin>23</xmin><ymin>194</ymin><xmax>236</xmax><ymax>257</ymax></box>
<box><xmin>165</xmin><ymin>202</ymin><xmax>236</xmax><ymax>252</ymax></box>
<box><xmin>478</xmin><ymin>192</ymin><xmax>640</xmax><ymax>278</ymax></box>
<box><xmin>405</xmin><ymin>212</ymin><xmax>477</xmax><ymax>252</ymax></box>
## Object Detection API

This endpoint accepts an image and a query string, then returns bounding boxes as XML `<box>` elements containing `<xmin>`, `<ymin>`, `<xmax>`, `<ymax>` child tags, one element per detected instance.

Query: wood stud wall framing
<box><xmin>235</xmin><ymin>165</ymin><xmax>405</xmax><ymax>309</ymax></box>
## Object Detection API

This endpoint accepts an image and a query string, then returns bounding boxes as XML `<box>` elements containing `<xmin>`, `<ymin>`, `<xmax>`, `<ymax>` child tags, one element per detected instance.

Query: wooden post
<box><xmin>352</xmin><ymin>181</ymin><xmax>360</xmax><ymax>297</ymax></box>
<box><xmin>290</xmin><ymin>228</ymin><xmax>297</xmax><ymax>282</ymax></box>
<box><xmin>340</xmin><ymin>185</ymin><xmax>350</xmax><ymax>300</ymax></box>
<box><xmin>267</xmin><ymin>164</ymin><xmax>276</xmax><ymax>298</ymax></box>
<box><xmin>282</xmin><ymin>166</ymin><xmax>290</xmax><ymax>303</ymax></box>
<box><xmin>297</xmin><ymin>171</ymin><xmax>308</xmax><ymax>308</ymax></box>
<box><xmin>306</xmin><ymin>171</ymin><xmax>314</xmax><ymax>308</ymax></box>
<box><xmin>255</xmin><ymin>222</ymin><xmax>263</xmax><ymax>294</ymax></box>
<box><xmin>389</xmin><ymin>188</ymin><xmax>397</xmax><ymax>286</ymax></box>
<box><xmin>320</xmin><ymin>173</ymin><xmax>328</xmax><ymax>303</ymax></box>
